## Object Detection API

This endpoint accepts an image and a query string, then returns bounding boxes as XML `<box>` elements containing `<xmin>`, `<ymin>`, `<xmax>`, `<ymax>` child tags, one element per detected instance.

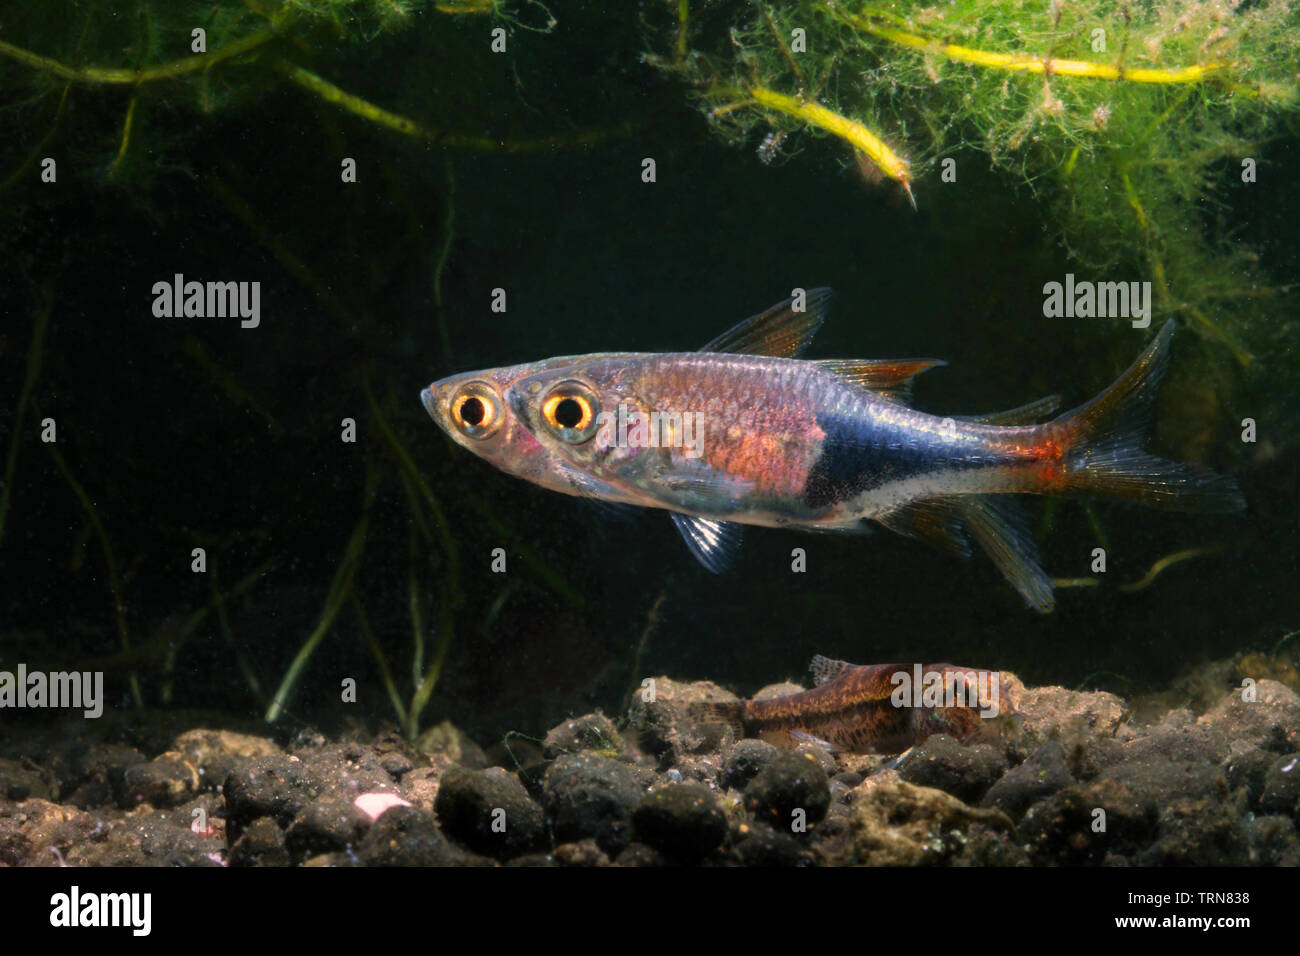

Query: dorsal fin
<box><xmin>957</xmin><ymin>394</ymin><xmax>1061</xmax><ymax>426</ymax></box>
<box><xmin>669</xmin><ymin>513</ymin><xmax>743</xmax><ymax>573</ymax></box>
<box><xmin>699</xmin><ymin>288</ymin><xmax>832</xmax><ymax>357</ymax></box>
<box><xmin>815</xmin><ymin>358</ymin><xmax>946</xmax><ymax>404</ymax></box>
<box><xmin>809</xmin><ymin>654</ymin><xmax>853</xmax><ymax>686</ymax></box>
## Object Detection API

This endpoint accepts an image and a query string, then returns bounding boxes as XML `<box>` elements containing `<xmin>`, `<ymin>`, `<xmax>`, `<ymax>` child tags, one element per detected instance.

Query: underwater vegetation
<box><xmin>651</xmin><ymin>0</ymin><xmax>1300</xmax><ymax>387</ymax></box>
<box><xmin>0</xmin><ymin>0</ymin><xmax>1296</xmax><ymax>751</ymax></box>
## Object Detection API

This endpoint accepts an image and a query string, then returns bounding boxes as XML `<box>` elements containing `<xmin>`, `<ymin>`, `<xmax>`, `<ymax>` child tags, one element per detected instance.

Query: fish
<box><xmin>421</xmin><ymin>288</ymin><xmax>1244</xmax><ymax>611</ymax></box>
<box><xmin>689</xmin><ymin>655</ymin><xmax>1025</xmax><ymax>755</ymax></box>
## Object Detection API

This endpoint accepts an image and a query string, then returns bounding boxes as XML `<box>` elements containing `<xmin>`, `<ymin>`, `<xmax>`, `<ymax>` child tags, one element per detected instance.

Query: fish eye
<box><xmin>540</xmin><ymin>381</ymin><xmax>600</xmax><ymax>443</ymax></box>
<box><xmin>450</xmin><ymin>381</ymin><xmax>503</xmax><ymax>439</ymax></box>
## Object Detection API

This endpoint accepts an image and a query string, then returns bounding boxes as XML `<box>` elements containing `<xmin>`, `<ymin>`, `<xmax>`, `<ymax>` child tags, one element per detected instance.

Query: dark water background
<box><xmin>2</xmin><ymin>3</ymin><xmax>1297</xmax><ymax>745</ymax></box>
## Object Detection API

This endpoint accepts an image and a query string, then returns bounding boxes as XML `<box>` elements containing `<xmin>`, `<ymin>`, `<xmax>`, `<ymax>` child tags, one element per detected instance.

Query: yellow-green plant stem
<box><xmin>0</xmin><ymin>303</ymin><xmax>50</xmax><ymax>548</ymax></box>
<box><xmin>364</xmin><ymin>380</ymin><xmax>462</xmax><ymax>597</ymax></box>
<box><xmin>1119</xmin><ymin>545</ymin><xmax>1220</xmax><ymax>593</ymax></box>
<box><xmin>837</xmin><ymin>10</ymin><xmax>1231</xmax><ymax>84</ymax></box>
<box><xmin>406</xmin><ymin>604</ymin><xmax>456</xmax><ymax>740</ymax></box>
<box><xmin>676</xmin><ymin>0</ymin><xmax>690</xmax><ymax>64</ymax></box>
<box><xmin>161</xmin><ymin>556</ymin><xmax>273</xmax><ymax>704</ymax></box>
<box><xmin>209</xmin><ymin>176</ymin><xmax>357</xmax><ymax>327</ymax></box>
<box><xmin>281</xmin><ymin>63</ymin><xmax>630</xmax><ymax>152</ymax></box>
<box><xmin>718</xmin><ymin>83</ymin><xmax>914</xmax><ymax>203</ymax></box>
<box><xmin>352</xmin><ymin>594</ymin><xmax>406</xmax><ymax>727</ymax></box>
<box><xmin>46</xmin><ymin>440</ymin><xmax>142</xmax><ymax>710</ymax></box>
<box><xmin>1051</xmin><ymin>577</ymin><xmax>1100</xmax><ymax>589</ymax></box>
<box><xmin>107</xmin><ymin>95</ymin><xmax>138</xmax><ymax>180</ymax></box>
<box><xmin>0</xmin><ymin>26</ymin><xmax>281</xmax><ymax>86</ymax></box>
<box><xmin>182</xmin><ymin>335</ymin><xmax>279</xmax><ymax>432</ymax></box>
<box><xmin>407</xmin><ymin>523</ymin><xmax>427</xmax><ymax>692</ymax></box>
<box><xmin>0</xmin><ymin>82</ymin><xmax>72</xmax><ymax>191</ymax></box>
<box><xmin>265</xmin><ymin>474</ymin><xmax>373</xmax><ymax>723</ymax></box>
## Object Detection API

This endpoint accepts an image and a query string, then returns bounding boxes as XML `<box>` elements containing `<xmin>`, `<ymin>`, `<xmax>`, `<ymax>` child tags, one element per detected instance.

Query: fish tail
<box><xmin>1049</xmin><ymin>321</ymin><xmax>1245</xmax><ymax>513</ymax></box>
<box><xmin>686</xmin><ymin>700</ymin><xmax>746</xmax><ymax>742</ymax></box>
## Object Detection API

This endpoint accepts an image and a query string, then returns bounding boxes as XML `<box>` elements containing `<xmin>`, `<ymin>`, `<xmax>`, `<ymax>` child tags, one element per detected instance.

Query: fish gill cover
<box><xmin>0</xmin><ymin>0</ymin><xmax>1297</xmax><ymax>871</ymax></box>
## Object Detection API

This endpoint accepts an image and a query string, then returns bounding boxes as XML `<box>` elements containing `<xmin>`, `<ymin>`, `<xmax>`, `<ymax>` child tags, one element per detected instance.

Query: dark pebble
<box><xmin>614</xmin><ymin>842</ymin><xmax>667</xmax><ymax>867</ymax></box>
<box><xmin>434</xmin><ymin>767</ymin><xmax>547</xmax><ymax>860</ymax></box>
<box><xmin>982</xmin><ymin>741</ymin><xmax>1074</xmax><ymax>818</ymax></box>
<box><xmin>633</xmin><ymin>783</ymin><xmax>728</xmax><ymax>863</ymax></box>
<box><xmin>744</xmin><ymin>752</ymin><xmax>830</xmax><ymax>830</ymax></box>
<box><xmin>896</xmin><ymin>735</ymin><xmax>1009</xmax><ymax>804</ymax></box>
<box><xmin>734</xmin><ymin>827</ymin><xmax>815</xmax><ymax>867</ymax></box>
<box><xmin>120</xmin><ymin>753</ymin><xmax>198</xmax><ymax>808</ymax></box>
<box><xmin>379</xmin><ymin>751</ymin><xmax>414</xmax><ymax>780</ymax></box>
<box><xmin>228</xmin><ymin>815</ymin><xmax>290</xmax><ymax>867</ymax></box>
<box><xmin>553</xmin><ymin>838</ymin><xmax>611</xmax><ymax>866</ymax></box>
<box><xmin>541</xmin><ymin>753</ymin><xmax>642</xmax><ymax>855</ymax></box>
<box><xmin>1225</xmin><ymin>748</ymin><xmax>1276</xmax><ymax>807</ymax></box>
<box><xmin>357</xmin><ymin>806</ymin><xmax>471</xmax><ymax>866</ymax></box>
<box><xmin>544</xmin><ymin>713</ymin><xmax>629</xmax><ymax>759</ymax></box>
<box><xmin>65</xmin><ymin>743</ymin><xmax>146</xmax><ymax>809</ymax></box>
<box><xmin>284</xmin><ymin>798</ymin><xmax>371</xmax><ymax>861</ymax></box>
<box><xmin>223</xmin><ymin>756</ymin><xmax>324</xmax><ymax>838</ymax></box>
<box><xmin>721</xmin><ymin>740</ymin><xmax>778</xmax><ymax>791</ymax></box>
<box><xmin>0</xmin><ymin>758</ymin><xmax>52</xmax><ymax>802</ymax></box>
<box><xmin>1259</xmin><ymin>753</ymin><xmax>1300</xmax><ymax>817</ymax></box>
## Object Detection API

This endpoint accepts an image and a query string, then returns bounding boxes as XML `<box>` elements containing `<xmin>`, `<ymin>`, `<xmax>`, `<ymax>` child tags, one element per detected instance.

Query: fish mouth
<box><xmin>419</xmin><ymin>386</ymin><xmax>439</xmax><ymax>421</ymax></box>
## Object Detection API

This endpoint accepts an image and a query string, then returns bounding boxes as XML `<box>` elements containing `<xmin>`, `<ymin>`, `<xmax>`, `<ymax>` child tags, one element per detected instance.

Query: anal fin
<box><xmin>958</xmin><ymin>497</ymin><xmax>1055</xmax><ymax>613</ymax></box>
<box><xmin>877</xmin><ymin>499</ymin><xmax>972</xmax><ymax>557</ymax></box>
<box><xmin>880</xmin><ymin>496</ymin><xmax>1054</xmax><ymax>612</ymax></box>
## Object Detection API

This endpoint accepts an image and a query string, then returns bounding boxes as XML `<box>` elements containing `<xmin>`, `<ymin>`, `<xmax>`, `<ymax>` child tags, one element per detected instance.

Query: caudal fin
<box><xmin>1054</xmin><ymin>321</ymin><xmax>1245</xmax><ymax>513</ymax></box>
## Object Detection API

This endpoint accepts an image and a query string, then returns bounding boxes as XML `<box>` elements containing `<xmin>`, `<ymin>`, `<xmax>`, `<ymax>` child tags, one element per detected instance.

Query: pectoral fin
<box><xmin>789</xmin><ymin>729</ymin><xmax>839</xmax><ymax>753</ymax></box>
<box><xmin>670</xmin><ymin>513</ymin><xmax>743</xmax><ymax>573</ymax></box>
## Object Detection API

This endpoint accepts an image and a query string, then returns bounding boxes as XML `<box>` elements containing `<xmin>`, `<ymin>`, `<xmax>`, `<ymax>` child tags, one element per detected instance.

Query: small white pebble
<box><xmin>666</xmin><ymin>769</ymin><xmax>683</xmax><ymax>783</ymax></box>
<box><xmin>354</xmin><ymin>792</ymin><xmax>412</xmax><ymax>821</ymax></box>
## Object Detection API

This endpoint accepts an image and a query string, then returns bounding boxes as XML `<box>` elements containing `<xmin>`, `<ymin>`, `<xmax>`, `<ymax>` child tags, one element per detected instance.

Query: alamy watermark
<box><xmin>151</xmin><ymin>273</ymin><xmax>260</xmax><ymax>328</ymax></box>
<box><xmin>0</xmin><ymin>664</ymin><xmax>104</xmax><ymax>718</ymax></box>
<box><xmin>594</xmin><ymin>403</ymin><xmax>704</xmax><ymax>459</ymax></box>
<box><xmin>890</xmin><ymin>663</ymin><xmax>1002</xmax><ymax>718</ymax></box>
<box><xmin>1042</xmin><ymin>273</ymin><xmax>1152</xmax><ymax>329</ymax></box>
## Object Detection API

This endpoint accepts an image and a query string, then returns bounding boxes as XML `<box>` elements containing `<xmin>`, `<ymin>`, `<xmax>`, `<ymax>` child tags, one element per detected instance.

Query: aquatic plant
<box><xmin>651</xmin><ymin>0</ymin><xmax>1300</xmax><ymax>405</ymax></box>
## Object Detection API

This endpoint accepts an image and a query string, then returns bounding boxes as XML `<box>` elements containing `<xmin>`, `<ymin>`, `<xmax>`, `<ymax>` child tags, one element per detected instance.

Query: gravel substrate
<box><xmin>1</xmin><ymin>668</ymin><xmax>1297</xmax><ymax>866</ymax></box>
